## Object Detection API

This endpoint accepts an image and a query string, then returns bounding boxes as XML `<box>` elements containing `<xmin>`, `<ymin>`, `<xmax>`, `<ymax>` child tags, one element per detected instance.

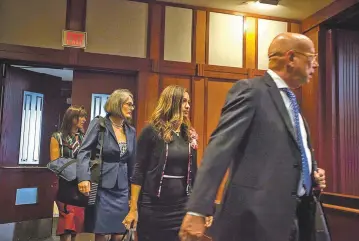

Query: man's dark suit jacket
<box><xmin>186</xmin><ymin>73</ymin><xmax>319</xmax><ymax>241</ymax></box>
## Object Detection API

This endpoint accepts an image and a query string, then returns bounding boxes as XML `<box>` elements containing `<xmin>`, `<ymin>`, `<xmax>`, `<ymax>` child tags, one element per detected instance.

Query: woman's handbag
<box><xmin>87</xmin><ymin>116</ymin><xmax>106</xmax><ymax>205</ymax></box>
<box><xmin>47</xmin><ymin>117</ymin><xmax>106</xmax><ymax>207</ymax></box>
<box><xmin>121</xmin><ymin>222</ymin><xmax>136</xmax><ymax>241</ymax></box>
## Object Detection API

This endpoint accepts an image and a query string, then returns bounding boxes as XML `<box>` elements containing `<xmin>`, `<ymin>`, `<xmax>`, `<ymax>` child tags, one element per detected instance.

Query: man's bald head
<box><xmin>267</xmin><ymin>32</ymin><xmax>318</xmax><ymax>88</ymax></box>
<box><xmin>268</xmin><ymin>32</ymin><xmax>314</xmax><ymax>58</ymax></box>
<box><xmin>268</xmin><ymin>33</ymin><xmax>315</xmax><ymax>71</ymax></box>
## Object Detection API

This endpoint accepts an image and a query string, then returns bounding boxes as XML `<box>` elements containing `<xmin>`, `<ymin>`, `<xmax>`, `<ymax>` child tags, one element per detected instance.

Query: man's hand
<box><xmin>314</xmin><ymin>168</ymin><xmax>326</xmax><ymax>190</ymax></box>
<box><xmin>78</xmin><ymin>181</ymin><xmax>90</xmax><ymax>196</ymax></box>
<box><xmin>179</xmin><ymin>214</ymin><xmax>206</xmax><ymax>241</ymax></box>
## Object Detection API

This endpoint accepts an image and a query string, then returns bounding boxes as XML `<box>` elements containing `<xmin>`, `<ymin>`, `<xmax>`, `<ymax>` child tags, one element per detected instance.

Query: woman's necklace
<box><xmin>173</xmin><ymin>130</ymin><xmax>180</xmax><ymax>136</ymax></box>
<box><xmin>110</xmin><ymin>118</ymin><xmax>124</xmax><ymax>129</ymax></box>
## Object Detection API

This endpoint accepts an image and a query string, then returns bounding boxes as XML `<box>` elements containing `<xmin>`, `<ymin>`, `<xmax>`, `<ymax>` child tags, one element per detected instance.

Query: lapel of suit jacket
<box><xmin>124</xmin><ymin>124</ymin><xmax>134</xmax><ymax>155</ymax></box>
<box><xmin>263</xmin><ymin>73</ymin><xmax>299</xmax><ymax>150</ymax></box>
<box><xmin>104</xmin><ymin>116</ymin><xmax>119</xmax><ymax>145</ymax></box>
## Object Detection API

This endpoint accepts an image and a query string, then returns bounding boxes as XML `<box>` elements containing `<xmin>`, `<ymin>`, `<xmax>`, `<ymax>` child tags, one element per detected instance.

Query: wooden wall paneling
<box><xmin>0</xmin><ymin>44</ymin><xmax>69</xmax><ymax>66</ymax></box>
<box><xmin>71</xmin><ymin>71</ymin><xmax>137</xmax><ymax>130</ymax></box>
<box><xmin>77</xmin><ymin>53</ymin><xmax>151</xmax><ymax>72</ymax></box>
<box><xmin>323</xmin><ymin>208</ymin><xmax>359</xmax><ymax>241</ymax></box>
<box><xmin>155</xmin><ymin>0</ymin><xmax>301</xmax><ymax>24</ymax></box>
<box><xmin>336</xmin><ymin>29</ymin><xmax>359</xmax><ymax>196</ymax></box>
<box><xmin>158</xmin><ymin>61</ymin><xmax>196</xmax><ymax>76</ymax></box>
<box><xmin>203</xmin><ymin>65</ymin><xmax>248</xmax><ymax>80</ymax></box>
<box><xmin>136</xmin><ymin>72</ymin><xmax>159</xmax><ymax>133</ymax></box>
<box><xmin>290</xmin><ymin>23</ymin><xmax>301</xmax><ymax>33</ymax></box>
<box><xmin>160</xmin><ymin>75</ymin><xmax>192</xmax><ymax>93</ymax></box>
<box><xmin>205</xmin><ymin>78</ymin><xmax>237</xmax><ymax>202</ymax></box>
<box><xmin>0</xmin><ymin>169</ymin><xmax>57</xmax><ymax>223</ymax></box>
<box><xmin>192</xmin><ymin>77</ymin><xmax>205</xmax><ymax>165</ymax></box>
<box><xmin>302</xmin><ymin>0</ymin><xmax>359</xmax><ymax>33</ymax></box>
<box><xmin>244</xmin><ymin>17</ymin><xmax>257</xmax><ymax>69</ymax></box>
<box><xmin>321</xmin><ymin>28</ymin><xmax>337</xmax><ymax>193</ymax></box>
<box><xmin>149</xmin><ymin>3</ymin><xmax>163</xmax><ymax>60</ymax></box>
<box><xmin>0</xmin><ymin>66</ymin><xmax>62</xmax><ymax>167</ymax></box>
<box><xmin>194</xmin><ymin>10</ymin><xmax>207</xmax><ymax>64</ymax></box>
<box><xmin>64</xmin><ymin>0</ymin><xmax>87</xmax><ymax>65</ymax></box>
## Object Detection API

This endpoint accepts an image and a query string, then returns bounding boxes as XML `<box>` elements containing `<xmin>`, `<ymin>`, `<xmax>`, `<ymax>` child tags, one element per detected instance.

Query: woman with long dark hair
<box><xmin>50</xmin><ymin>106</ymin><xmax>87</xmax><ymax>241</ymax></box>
<box><xmin>123</xmin><ymin>85</ymin><xmax>211</xmax><ymax>241</ymax></box>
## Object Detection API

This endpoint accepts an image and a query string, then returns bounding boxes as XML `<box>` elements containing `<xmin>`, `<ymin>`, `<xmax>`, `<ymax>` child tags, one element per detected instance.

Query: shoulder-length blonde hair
<box><xmin>104</xmin><ymin>89</ymin><xmax>133</xmax><ymax>122</ymax></box>
<box><xmin>149</xmin><ymin>85</ymin><xmax>191</xmax><ymax>143</ymax></box>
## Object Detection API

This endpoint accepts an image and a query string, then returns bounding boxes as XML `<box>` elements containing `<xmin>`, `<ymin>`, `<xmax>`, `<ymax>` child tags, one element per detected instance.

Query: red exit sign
<box><xmin>62</xmin><ymin>30</ymin><xmax>87</xmax><ymax>48</ymax></box>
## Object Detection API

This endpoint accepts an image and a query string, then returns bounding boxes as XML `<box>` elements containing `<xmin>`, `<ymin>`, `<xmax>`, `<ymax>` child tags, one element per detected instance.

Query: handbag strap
<box><xmin>57</xmin><ymin>159</ymin><xmax>78</xmax><ymax>174</ymax></box>
<box><xmin>97</xmin><ymin>116</ymin><xmax>106</xmax><ymax>162</ymax></box>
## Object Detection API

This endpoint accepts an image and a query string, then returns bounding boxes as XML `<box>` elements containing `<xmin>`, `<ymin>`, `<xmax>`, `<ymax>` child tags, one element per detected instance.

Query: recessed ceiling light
<box><xmin>257</xmin><ymin>0</ymin><xmax>279</xmax><ymax>5</ymax></box>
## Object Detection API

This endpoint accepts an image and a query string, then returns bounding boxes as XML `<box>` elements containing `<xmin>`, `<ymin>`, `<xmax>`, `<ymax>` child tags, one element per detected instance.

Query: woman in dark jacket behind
<box><xmin>77</xmin><ymin>89</ymin><xmax>136</xmax><ymax>241</ymax></box>
<box><xmin>123</xmin><ymin>85</ymin><xmax>211</xmax><ymax>241</ymax></box>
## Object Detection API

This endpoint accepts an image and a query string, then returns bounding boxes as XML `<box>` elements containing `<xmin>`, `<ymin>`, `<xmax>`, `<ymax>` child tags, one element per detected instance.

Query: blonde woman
<box><xmin>77</xmin><ymin>89</ymin><xmax>136</xmax><ymax>241</ymax></box>
<box><xmin>123</xmin><ymin>85</ymin><xmax>210</xmax><ymax>241</ymax></box>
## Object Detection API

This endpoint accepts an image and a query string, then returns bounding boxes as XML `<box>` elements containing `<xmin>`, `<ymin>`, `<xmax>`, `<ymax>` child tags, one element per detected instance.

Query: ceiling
<box><xmin>158</xmin><ymin>0</ymin><xmax>335</xmax><ymax>20</ymax></box>
<box><xmin>14</xmin><ymin>65</ymin><xmax>73</xmax><ymax>81</ymax></box>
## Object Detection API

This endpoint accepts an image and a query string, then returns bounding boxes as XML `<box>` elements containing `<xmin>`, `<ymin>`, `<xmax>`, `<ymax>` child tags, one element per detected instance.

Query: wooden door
<box><xmin>0</xmin><ymin>65</ymin><xmax>62</xmax><ymax>237</ymax></box>
<box><xmin>71</xmin><ymin>70</ymin><xmax>137</xmax><ymax>129</ymax></box>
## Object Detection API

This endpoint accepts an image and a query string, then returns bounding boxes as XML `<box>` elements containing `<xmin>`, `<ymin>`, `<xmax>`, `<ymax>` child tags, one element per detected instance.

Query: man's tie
<box><xmin>281</xmin><ymin>88</ymin><xmax>312</xmax><ymax>195</ymax></box>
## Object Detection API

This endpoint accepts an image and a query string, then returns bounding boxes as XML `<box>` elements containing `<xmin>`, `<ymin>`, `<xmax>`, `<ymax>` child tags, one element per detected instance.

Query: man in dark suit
<box><xmin>179</xmin><ymin>33</ymin><xmax>327</xmax><ymax>241</ymax></box>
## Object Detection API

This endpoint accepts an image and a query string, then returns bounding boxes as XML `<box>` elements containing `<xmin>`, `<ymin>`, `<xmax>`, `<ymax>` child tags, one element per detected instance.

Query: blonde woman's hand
<box><xmin>123</xmin><ymin>210</ymin><xmax>138</xmax><ymax>230</ymax></box>
<box><xmin>205</xmin><ymin>216</ymin><xmax>213</xmax><ymax>228</ymax></box>
<box><xmin>78</xmin><ymin>181</ymin><xmax>90</xmax><ymax>196</ymax></box>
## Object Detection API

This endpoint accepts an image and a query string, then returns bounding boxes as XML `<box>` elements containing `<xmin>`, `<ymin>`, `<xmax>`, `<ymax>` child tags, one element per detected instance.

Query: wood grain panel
<box><xmin>160</xmin><ymin>75</ymin><xmax>191</xmax><ymax>93</ymax></box>
<box><xmin>149</xmin><ymin>3</ymin><xmax>163</xmax><ymax>60</ymax></box>
<box><xmin>0</xmin><ymin>43</ymin><xmax>69</xmax><ymax>66</ymax></box>
<box><xmin>195</xmin><ymin>10</ymin><xmax>207</xmax><ymax>64</ymax></box>
<box><xmin>206</xmin><ymin>79</ymin><xmax>236</xmax><ymax>202</ymax></box>
<box><xmin>203</xmin><ymin>65</ymin><xmax>248</xmax><ymax>80</ymax></box>
<box><xmin>244</xmin><ymin>17</ymin><xmax>257</xmax><ymax>69</ymax></box>
<box><xmin>324</xmin><ymin>208</ymin><xmax>359</xmax><ymax>241</ymax></box>
<box><xmin>336</xmin><ymin>29</ymin><xmax>359</xmax><ymax>196</ymax></box>
<box><xmin>0</xmin><ymin>66</ymin><xmax>62</xmax><ymax>167</ymax></box>
<box><xmin>136</xmin><ymin>72</ymin><xmax>159</xmax><ymax>133</ymax></box>
<box><xmin>290</xmin><ymin>23</ymin><xmax>301</xmax><ymax>33</ymax></box>
<box><xmin>77</xmin><ymin>52</ymin><xmax>151</xmax><ymax>72</ymax></box>
<box><xmin>193</xmin><ymin>78</ymin><xmax>205</xmax><ymax>165</ymax></box>
<box><xmin>302</xmin><ymin>0</ymin><xmax>358</xmax><ymax>33</ymax></box>
<box><xmin>157</xmin><ymin>61</ymin><xmax>196</xmax><ymax>76</ymax></box>
<box><xmin>0</xmin><ymin>168</ymin><xmax>57</xmax><ymax>224</ymax></box>
<box><xmin>71</xmin><ymin>71</ymin><xmax>137</xmax><ymax>130</ymax></box>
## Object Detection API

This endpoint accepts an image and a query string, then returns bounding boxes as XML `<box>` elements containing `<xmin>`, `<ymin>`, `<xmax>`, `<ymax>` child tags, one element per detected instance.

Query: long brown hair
<box><xmin>60</xmin><ymin>106</ymin><xmax>87</xmax><ymax>137</ymax></box>
<box><xmin>149</xmin><ymin>85</ymin><xmax>191</xmax><ymax>143</ymax></box>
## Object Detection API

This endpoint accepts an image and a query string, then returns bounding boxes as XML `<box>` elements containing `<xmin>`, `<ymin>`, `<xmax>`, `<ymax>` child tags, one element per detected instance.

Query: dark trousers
<box><xmin>289</xmin><ymin>196</ymin><xmax>316</xmax><ymax>241</ymax></box>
